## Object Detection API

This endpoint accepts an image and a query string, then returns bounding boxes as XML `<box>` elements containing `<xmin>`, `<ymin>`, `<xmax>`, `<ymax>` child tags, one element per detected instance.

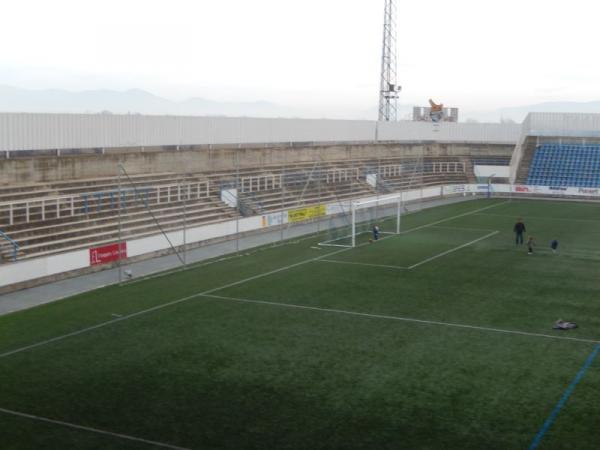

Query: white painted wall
<box><xmin>474</xmin><ymin>165</ymin><xmax>510</xmax><ymax>178</ymax></box>
<box><xmin>0</xmin><ymin>113</ymin><xmax>521</xmax><ymax>152</ymax></box>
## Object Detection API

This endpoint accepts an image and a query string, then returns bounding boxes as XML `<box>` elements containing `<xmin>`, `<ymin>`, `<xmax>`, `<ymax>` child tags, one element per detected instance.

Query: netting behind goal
<box><xmin>319</xmin><ymin>194</ymin><xmax>402</xmax><ymax>248</ymax></box>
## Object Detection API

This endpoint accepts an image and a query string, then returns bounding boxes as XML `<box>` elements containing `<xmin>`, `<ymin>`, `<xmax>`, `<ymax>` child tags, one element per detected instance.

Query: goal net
<box><xmin>319</xmin><ymin>193</ymin><xmax>402</xmax><ymax>248</ymax></box>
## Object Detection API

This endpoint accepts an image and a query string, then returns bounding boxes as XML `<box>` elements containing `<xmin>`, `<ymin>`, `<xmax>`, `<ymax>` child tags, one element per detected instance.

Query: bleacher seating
<box><xmin>471</xmin><ymin>157</ymin><xmax>511</xmax><ymax>166</ymax></box>
<box><xmin>0</xmin><ymin>156</ymin><xmax>471</xmax><ymax>262</ymax></box>
<box><xmin>526</xmin><ymin>144</ymin><xmax>600</xmax><ymax>187</ymax></box>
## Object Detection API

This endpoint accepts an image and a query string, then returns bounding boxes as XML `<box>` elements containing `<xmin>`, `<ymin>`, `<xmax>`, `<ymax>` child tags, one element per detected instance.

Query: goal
<box><xmin>319</xmin><ymin>193</ymin><xmax>402</xmax><ymax>248</ymax></box>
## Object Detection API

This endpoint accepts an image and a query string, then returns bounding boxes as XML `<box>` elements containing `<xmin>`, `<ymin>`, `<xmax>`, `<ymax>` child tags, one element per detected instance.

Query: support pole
<box><xmin>182</xmin><ymin>179</ymin><xmax>187</xmax><ymax>265</ymax></box>
<box><xmin>351</xmin><ymin>202</ymin><xmax>356</xmax><ymax>248</ymax></box>
<box><xmin>117</xmin><ymin>165</ymin><xmax>123</xmax><ymax>284</ymax></box>
<box><xmin>397</xmin><ymin>194</ymin><xmax>401</xmax><ymax>234</ymax></box>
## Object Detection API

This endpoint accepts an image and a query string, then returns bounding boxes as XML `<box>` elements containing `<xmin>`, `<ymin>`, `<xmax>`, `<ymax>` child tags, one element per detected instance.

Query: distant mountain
<box><xmin>2</xmin><ymin>85</ymin><xmax>600</xmax><ymax>122</ymax></box>
<box><xmin>0</xmin><ymin>85</ymin><xmax>292</xmax><ymax>118</ymax></box>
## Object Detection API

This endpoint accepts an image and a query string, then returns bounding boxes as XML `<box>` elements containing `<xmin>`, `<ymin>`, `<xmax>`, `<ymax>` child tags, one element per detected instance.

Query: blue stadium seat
<box><xmin>526</xmin><ymin>144</ymin><xmax>600</xmax><ymax>188</ymax></box>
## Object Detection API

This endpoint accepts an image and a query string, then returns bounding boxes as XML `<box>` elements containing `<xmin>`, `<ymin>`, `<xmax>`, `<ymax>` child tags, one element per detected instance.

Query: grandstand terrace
<box><xmin>3</xmin><ymin>111</ymin><xmax>571</xmax><ymax>291</ymax></box>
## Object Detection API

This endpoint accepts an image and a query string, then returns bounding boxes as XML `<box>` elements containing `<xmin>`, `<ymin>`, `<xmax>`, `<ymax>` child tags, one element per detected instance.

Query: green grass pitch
<box><xmin>1</xmin><ymin>198</ymin><xmax>600</xmax><ymax>450</ymax></box>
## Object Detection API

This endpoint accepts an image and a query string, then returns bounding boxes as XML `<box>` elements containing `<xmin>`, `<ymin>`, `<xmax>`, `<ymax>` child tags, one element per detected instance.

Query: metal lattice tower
<box><xmin>378</xmin><ymin>0</ymin><xmax>400</xmax><ymax>121</ymax></box>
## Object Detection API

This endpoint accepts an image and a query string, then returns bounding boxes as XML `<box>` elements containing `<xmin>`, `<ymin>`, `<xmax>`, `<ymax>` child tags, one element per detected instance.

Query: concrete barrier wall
<box><xmin>0</xmin><ymin>142</ymin><xmax>514</xmax><ymax>185</ymax></box>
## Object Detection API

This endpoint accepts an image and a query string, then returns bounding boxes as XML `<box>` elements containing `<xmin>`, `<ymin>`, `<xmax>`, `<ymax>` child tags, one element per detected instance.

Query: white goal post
<box><xmin>351</xmin><ymin>193</ymin><xmax>402</xmax><ymax>247</ymax></box>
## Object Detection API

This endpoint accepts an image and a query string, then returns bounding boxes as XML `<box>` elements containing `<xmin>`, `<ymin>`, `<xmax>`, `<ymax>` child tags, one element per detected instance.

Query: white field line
<box><xmin>400</xmin><ymin>200</ymin><xmax>509</xmax><ymax>234</ymax></box>
<box><xmin>475</xmin><ymin>212</ymin><xmax>600</xmax><ymax>224</ymax></box>
<box><xmin>317</xmin><ymin>243</ymin><xmax>351</xmax><ymax>248</ymax></box>
<box><xmin>407</xmin><ymin>231</ymin><xmax>499</xmax><ymax>270</ymax></box>
<box><xmin>0</xmin><ymin>247</ymin><xmax>348</xmax><ymax>359</ymax></box>
<box><xmin>318</xmin><ymin>259</ymin><xmax>408</xmax><ymax>270</ymax></box>
<box><xmin>200</xmin><ymin>293</ymin><xmax>600</xmax><ymax>345</ymax></box>
<box><xmin>429</xmin><ymin>225</ymin><xmax>498</xmax><ymax>232</ymax></box>
<box><xmin>0</xmin><ymin>201</ymin><xmax>508</xmax><ymax>359</ymax></box>
<box><xmin>0</xmin><ymin>407</ymin><xmax>190</xmax><ymax>450</ymax></box>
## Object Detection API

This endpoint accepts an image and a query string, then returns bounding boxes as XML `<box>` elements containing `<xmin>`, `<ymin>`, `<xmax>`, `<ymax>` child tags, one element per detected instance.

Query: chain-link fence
<box><xmin>112</xmin><ymin>142</ymin><xmax>447</xmax><ymax>282</ymax></box>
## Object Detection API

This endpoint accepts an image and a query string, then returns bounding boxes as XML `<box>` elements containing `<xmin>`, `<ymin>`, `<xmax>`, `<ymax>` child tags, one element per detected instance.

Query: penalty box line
<box><xmin>317</xmin><ymin>199</ymin><xmax>508</xmax><ymax>247</ymax></box>
<box><xmin>199</xmin><ymin>293</ymin><xmax>600</xmax><ymax>345</ymax></box>
<box><xmin>317</xmin><ymin>230</ymin><xmax>499</xmax><ymax>272</ymax></box>
<box><xmin>407</xmin><ymin>230</ymin><xmax>499</xmax><ymax>270</ymax></box>
<box><xmin>0</xmin><ymin>200</ymin><xmax>508</xmax><ymax>360</ymax></box>
<box><xmin>318</xmin><ymin>259</ymin><xmax>408</xmax><ymax>270</ymax></box>
<box><xmin>0</xmin><ymin>406</ymin><xmax>190</xmax><ymax>450</ymax></box>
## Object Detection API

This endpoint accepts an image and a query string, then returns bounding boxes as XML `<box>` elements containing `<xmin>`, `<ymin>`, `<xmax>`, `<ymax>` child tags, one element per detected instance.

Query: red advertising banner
<box><xmin>89</xmin><ymin>242</ymin><xmax>127</xmax><ymax>266</ymax></box>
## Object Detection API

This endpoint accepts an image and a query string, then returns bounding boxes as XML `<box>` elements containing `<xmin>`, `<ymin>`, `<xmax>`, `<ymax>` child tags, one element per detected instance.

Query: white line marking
<box><xmin>317</xmin><ymin>259</ymin><xmax>408</xmax><ymax>270</ymax></box>
<box><xmin>0</xmin><ymin>407</ymin><xmax>190</xmax><ymax>450</ymax></box>
<box><xmin>475</xmin><ymin>212</ymin><xmax>600</xmax><ymax>224</ymax></box>
<box><xmin>400</xmin><ymin>201</ymin><xmax>509</xmax><ymax>234</ymax></box>
<box><xmin>200</xmin><ymin>293</ymin><xmax>600</xmax><ymax>345</ymax></box>
<box><xmin>0</xmin><ymin>247</ymin><xmax>348</xmax><ymax>359</ymax></box>
<box><xmin>0</xmin><ymin>201</ymin><xmax>507</xmax><ymax>359</ymax></box>
<box><xmin>316</xmin><ymin>243</ymin><xmax>351</xmax><ymax>248</ymax></box>
<box><xmin>407</xmin><ymin>231</ymin><xmax>499</xmax><ymax>270</ymax></box>
<box><xmin>429</xmin><ymin>225</ymin><xmax>498</xmax><ymax>232</ymax></box>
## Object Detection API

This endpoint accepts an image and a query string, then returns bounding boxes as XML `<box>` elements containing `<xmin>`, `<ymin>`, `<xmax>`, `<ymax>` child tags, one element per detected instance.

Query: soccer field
<box><xmin>1</xmin><ymin>198</ymin><xmax>600</xmax><ymax>450</ymax></box>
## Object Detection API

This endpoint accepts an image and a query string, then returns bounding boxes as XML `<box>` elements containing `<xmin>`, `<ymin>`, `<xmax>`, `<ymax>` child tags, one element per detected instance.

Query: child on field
<box><xmin>527</xmin><ymin>236</ymin><xmax>535</xmax><ymax>255</ymax></box>
<box><xmin>372</xmin><ymin>224</ymin><xmax>380</xmax><ymax>241</ymax></box>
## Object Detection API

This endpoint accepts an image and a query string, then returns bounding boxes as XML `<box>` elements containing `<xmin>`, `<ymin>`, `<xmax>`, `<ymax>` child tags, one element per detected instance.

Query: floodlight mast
<box><xmin>378</xmin><ymin>0</ymin><xmax>401</xmax><ymax>122</ymax></box>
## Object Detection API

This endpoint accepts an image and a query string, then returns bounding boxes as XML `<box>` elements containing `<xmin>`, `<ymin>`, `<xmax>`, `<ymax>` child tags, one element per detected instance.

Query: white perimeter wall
<box><xmin>474</xmin><ymin>165</ymin><xmax>510</xmax><ymax>178</ymax></box>
<box><xmin>0</xmin><ymin>113</ymin><xmax>521</xmax><ymax>152</ymax></box>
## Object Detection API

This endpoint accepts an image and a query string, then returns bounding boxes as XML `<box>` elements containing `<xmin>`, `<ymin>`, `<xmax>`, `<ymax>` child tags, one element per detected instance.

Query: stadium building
<box><xmin>1</xmin><ymin>111</ymin><xmax>600</xmax><ymax>449</ymax></box>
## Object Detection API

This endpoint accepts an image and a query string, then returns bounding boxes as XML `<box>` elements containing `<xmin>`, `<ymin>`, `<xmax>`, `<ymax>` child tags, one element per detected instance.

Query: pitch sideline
<box><xmin>200</xmin><ymin>293</ymin><xmax>600</xmax><ymax>345</ymax></box>
<box><xmin>0</xmin><ymin>406</ymin><xmax>190</xmax><ymax>450</ymax></box>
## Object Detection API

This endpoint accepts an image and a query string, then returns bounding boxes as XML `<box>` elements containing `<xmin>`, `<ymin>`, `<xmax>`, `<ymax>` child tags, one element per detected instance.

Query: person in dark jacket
<box><xmin>514</xmin><ymin>218</ymin><xmax>526</xmax><ymax>246</ymax></box>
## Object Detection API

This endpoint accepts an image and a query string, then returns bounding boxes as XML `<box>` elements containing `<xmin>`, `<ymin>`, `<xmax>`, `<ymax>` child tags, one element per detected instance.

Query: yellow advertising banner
<box><xmin>288</xmin><ymin>205</ymin><xmax>326</xmax><ymax>223</ymax></box>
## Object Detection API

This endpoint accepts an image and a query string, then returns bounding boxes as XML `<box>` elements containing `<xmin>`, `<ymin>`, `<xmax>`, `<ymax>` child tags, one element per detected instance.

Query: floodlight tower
<box><xmin>378</xmin><ymin>0</ymin><xmax>401</xmax><ymax>121</ymax></box>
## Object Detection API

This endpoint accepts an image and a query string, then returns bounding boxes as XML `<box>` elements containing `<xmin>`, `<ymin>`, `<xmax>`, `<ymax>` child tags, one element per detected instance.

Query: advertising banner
<box><xmin>261</xmin><ymin>212</ymin><xmax>287</xmax><ymax>228</ymax></box>
<box><xmin>89</xmin><ymin>242</ymin><xmax>127</xmax><ymax>266</ymax></box>
<box><xmin>288</xmin><ymin>205</ymin><xmax>327</xmax><ymax>223</ymax></box>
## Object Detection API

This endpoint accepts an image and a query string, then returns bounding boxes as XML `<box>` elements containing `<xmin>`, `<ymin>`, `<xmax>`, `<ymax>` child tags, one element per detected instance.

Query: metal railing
<box><xmin>0</xmin><ymin>229</ymin><xmax>19</xmax><ymax>261</ymax></box>
<box><xmin>0</xmin><ymin>181</ymin><xmax>210</xmax><ymax>226</ymax></box>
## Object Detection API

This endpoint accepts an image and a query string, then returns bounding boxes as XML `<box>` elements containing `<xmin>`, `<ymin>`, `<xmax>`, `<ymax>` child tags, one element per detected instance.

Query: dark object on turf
<box><xmin>553</xmin><ymin>319</ymin><xmax>578</xmax><ymax>330</ymax></box>
<box><xmin>550</xmin><ymin>240</ymin><xmax>559</xmax><ymax>253</ymax></box>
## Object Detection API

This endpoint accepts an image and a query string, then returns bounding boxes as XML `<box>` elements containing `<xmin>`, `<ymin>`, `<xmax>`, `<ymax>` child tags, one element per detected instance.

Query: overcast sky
<box><xmin>1</xmin><ymin>0</ymin><xmax>598</xmax><ymax>118</ymax></box>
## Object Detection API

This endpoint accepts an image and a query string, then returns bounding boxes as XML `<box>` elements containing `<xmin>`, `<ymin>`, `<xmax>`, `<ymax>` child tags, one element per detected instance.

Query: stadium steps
<box><xmin>0</xmin><ymin>184</ymin><xmax>225</xmax><ymax>228</ymax></box>
<box><xmin>4</xmin><ymin>200</ymin><xmax>235</xmax><ymax>240</ymax></box>
<box><xmin>17</xmin><ymin>214</ymin><xmax>236</xmax><ymax>260</ymax></box>
<box><xmin>0</xmin><ymin>156</ymin><xmax>476</xmax><ymax>262</ymax></box>
<box><xmin>0</xmin><ymin>240</ymin><xmax>25</xmax><ymax>262</ymax></box>
<box><xmin>515</xmin><ymin>137</ymin><xmax>538</xmax><ymax>184</ymax></box>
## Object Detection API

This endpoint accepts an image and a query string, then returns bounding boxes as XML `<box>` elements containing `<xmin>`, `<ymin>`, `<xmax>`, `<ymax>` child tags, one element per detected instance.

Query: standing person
<box><xmin>372</xmin><ymin>224</ymin><xmax>380</xmax><ymax>241</ymax></box>
<box><xmin>527</xmin><ymin>236</ymin><xmax>535</xmax><ymax>255</ymax></box>
<box><xmin>514</xmin><ymin>218</ymin><xmax>526</xmax><ymax>246</ymax></box>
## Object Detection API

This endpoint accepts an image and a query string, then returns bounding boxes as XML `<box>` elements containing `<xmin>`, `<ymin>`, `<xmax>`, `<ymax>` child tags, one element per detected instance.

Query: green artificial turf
<box><xmin>1</xmin><ymin>198</ymin><xmax>599</xmax><ymax>449</ymax></box>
